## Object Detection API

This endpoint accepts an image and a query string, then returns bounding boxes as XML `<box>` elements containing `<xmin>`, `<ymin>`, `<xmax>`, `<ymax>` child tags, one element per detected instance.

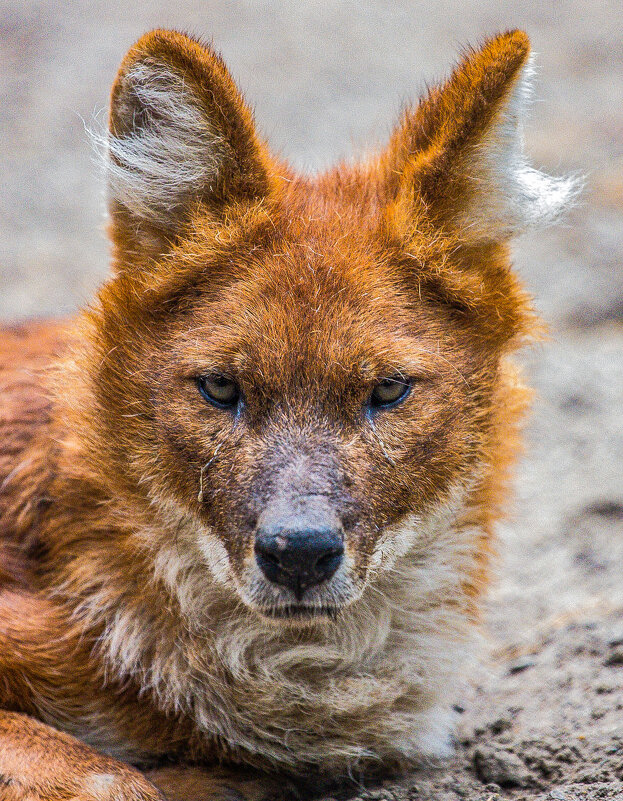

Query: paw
<box><xmin>73</xmin><ymin>769</ymin><xmax>166</xmax><ymax>801</ymax></box>
<box><xmin>0</xmin><ymin>711</ymin><xmax>165</xmax><ymax>801</ymax></box>
<box><xmin>0</xmin><ymin>767</ymin><xmax>165</xmax><ymax>801</ymax></box>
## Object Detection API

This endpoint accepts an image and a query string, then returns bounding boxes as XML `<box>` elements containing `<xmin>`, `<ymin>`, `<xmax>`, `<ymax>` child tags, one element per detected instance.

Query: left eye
<box><xmin>197</xmin><ymin>374</ymin><xmax>241</xmax><ymax>409</ymax></box>
<box><xmin>369</xmin><ymin>377</ymin><xmax>411</xmax><ymax>409</ymax></box>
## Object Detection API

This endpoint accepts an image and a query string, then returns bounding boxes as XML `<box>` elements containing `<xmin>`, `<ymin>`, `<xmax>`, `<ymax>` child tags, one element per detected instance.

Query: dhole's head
<box><xmin>75</xmin><ymin>30</ymin><xmax>575</xmax><ymax>624</ymax></box>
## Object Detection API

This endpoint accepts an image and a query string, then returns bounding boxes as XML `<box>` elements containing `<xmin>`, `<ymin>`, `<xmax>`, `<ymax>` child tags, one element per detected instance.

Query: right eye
<box><xmin>197</xmin><ymin>374</ymin><xmax>241</xmax><ymax>410</ymax></box>
<box><xmin>368</xmin><ymin>377</ymin><xmax>412</xmax><ymax>410</ymax></box>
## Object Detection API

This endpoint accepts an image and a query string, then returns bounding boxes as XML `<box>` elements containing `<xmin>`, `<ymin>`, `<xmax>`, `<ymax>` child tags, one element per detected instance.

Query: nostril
<box><xmin>254</xmin><ymin>539</ymin><xmax>281</xmax><ymax>565</ymax></box>
<box><xmin>315</xmin><ymin>546</ymin><xmax>344</xmax><ymax>571</ymax></box>
<box><xmin>260</xmin><ymin>550</ymin><xmax>280</xmax><ymax>566</ymax></box>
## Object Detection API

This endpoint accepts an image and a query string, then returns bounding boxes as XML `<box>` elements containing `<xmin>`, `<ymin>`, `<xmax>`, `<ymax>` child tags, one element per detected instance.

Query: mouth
<box><xmin>257</xmin><ymin>603</ymin><xmax>341</xmax><ymax>623</ymax></box>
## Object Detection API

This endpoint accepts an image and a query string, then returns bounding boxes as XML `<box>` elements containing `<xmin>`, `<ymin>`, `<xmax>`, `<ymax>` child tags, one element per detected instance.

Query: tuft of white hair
<box><xmin>457</xmin><ymin>55</ymin><xmax>582</xmax><ymax>242</ymax></box>
<box><xmin>99</xmin><ymin>60</ymin><xmax>230</xmax><ymax>226</ymax></box>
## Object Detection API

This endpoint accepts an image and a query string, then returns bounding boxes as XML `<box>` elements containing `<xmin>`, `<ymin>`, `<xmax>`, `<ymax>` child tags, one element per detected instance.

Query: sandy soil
<box><xmin>1</xmin><ymin>1</ymin><xmax>622</xmax><ymax>799</ymax></box>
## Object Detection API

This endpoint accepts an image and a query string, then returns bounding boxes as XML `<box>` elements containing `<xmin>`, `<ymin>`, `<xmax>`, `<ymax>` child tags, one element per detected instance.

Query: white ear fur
<box><xmin>456</xmin><ymin>55</ymin><xmax>581</xmax><ymax>242</ymax></box>
<box><xmin>104</xmin><ymin>60</ymin><xmax>229</xmax><ymax>227</ymax></box>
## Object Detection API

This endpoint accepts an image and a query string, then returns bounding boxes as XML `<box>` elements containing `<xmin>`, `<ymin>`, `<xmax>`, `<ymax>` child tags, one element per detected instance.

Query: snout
<box><xmin>255</xmin><ymin>526</ymin><xmax>344</xmax><ymax>600</ymax></box>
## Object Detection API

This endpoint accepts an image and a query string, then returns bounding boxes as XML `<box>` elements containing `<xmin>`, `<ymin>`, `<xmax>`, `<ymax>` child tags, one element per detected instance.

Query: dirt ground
<box><xmin>1</xmin><ymin>1</ymin><xmax>622</xmax><ymax>799</ymax></box>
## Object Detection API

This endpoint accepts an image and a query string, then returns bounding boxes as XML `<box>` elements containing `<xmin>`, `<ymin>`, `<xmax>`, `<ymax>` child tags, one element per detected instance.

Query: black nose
<box><xmin>255</xmin><ymin>527</ymin><xmax>344</xmax><ymax>599</ymax></box>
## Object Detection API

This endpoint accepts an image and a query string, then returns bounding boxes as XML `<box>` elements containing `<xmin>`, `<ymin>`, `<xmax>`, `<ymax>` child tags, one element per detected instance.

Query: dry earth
<box><xmin>1</xmin><ymin>1</ymin><xmax>622</xmax><ymax>799</ymax></box>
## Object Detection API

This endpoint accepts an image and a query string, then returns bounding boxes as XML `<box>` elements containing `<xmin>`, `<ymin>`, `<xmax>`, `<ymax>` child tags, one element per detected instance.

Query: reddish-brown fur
<box><xmin>0</xmin><ymin>29</ymin><xmax>571</xmax><ymax>800</ymax></box>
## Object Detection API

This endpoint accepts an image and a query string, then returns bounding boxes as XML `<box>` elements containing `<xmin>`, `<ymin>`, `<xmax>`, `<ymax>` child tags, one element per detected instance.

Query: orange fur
<box><xmin>0</xmin><ymin>29</ymin><xmax>572</xmax><ymax>800</ymax></box>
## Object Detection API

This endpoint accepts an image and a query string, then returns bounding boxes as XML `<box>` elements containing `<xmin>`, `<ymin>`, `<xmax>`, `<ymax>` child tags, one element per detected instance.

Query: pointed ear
<box><xmin>105</xmin><ymin>29</ymin><xmax>274</xmax><ymax>251</ymax></box>
<box><xmin>384</xmin><ymin>30</ymin><xmax>578</xmax><ymax>243</ymax></box>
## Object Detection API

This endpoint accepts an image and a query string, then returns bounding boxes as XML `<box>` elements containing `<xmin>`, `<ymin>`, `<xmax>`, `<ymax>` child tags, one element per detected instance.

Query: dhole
<box><xmin>0</xmin><ymin>28</ymin><xmax>576</xmax><ymax>801</ymax></box>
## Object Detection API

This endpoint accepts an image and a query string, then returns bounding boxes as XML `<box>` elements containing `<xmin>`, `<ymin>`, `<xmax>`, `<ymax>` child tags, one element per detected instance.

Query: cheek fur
<box><xmin>196</xmin><ymin>532</ymin><xmax>235</xmax><ymax>586</ymax></box>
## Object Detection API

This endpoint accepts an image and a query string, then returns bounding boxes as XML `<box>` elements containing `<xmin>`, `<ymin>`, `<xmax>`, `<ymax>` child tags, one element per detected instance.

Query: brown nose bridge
<box><xmin>258</xmin><ymin>489</ymin><xmax>341</xmax><ymax>536</ymax></box>
<box><xmin>258</xmin><ymin>444</ymin><xmax>343</xmax><ymax>532</ymax></box>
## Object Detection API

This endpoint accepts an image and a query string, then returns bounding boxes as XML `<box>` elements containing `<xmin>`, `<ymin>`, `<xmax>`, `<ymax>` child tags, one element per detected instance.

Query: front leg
<box><xmin>0</xmin><ymin>593</ymin><xmax>301</xmax><ymax>801</ymax></box>
<box><xmin>145</xmin><ymin>766</ymin><xmax>303</xmax><ymax>801</ymax></box>
<box><xmin>0</xmin><ymin>710</ymin><xmax>164</xmax><ymax>801</ymax></box>
<box><xmin>0</xmin><ymin>712</ymin><xmax>303</xmax><ymax>801</ymax></box>
<box><xmin>0</xmin><ymin>591</ymin><xmax>170</xmax><ymax>800</ymax></box>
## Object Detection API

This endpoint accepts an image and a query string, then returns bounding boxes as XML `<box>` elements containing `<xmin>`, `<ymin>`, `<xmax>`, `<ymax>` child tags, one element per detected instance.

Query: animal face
<box><xmin>76</xmin><ymin>30</ymin><xmax>575</xmax><ymax>624</ymax></box>
<box><xmin>140</xmin><ymin>213</ymin><xmax>493</xmax><ymax>621</ymax></box>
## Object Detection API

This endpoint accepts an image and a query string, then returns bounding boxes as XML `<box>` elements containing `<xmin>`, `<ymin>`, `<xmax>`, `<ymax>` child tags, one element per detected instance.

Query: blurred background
<box><xmin>1</xmin><ymin>1</ymin><xmax>623</xmax><ymax>796</ymax></box>
<box><xmin>2</xmin><ymin>1</ymin><xmax>621</xmax><ymax>324</ymax></box>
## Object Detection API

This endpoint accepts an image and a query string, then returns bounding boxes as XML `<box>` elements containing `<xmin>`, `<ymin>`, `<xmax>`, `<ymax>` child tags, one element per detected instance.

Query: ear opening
<box><xmin>106</xmin><ymin>57</ymin><xmax>231</xmax><ymax>226</ymax></box>
<box><xmin>106</xmin><ymin>60</ymin><xmax>232</xmax><ymax>228</ymax></box>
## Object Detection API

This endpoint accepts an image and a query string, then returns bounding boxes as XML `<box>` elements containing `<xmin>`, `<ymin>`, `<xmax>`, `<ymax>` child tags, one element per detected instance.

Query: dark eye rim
<box><xmin>196</xmin><ymin>374</ymin><xmax>241</xmax><ymax>410</ymax></box>
<box><xmin>368</xmin><ymin>377</ymin><xmax>413</xmax><ymax>411</ymax></box>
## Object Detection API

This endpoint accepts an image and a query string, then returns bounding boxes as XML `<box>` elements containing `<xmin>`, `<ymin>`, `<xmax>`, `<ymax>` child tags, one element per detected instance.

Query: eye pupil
<box><xmin>198</xmin><ymin>375</ymin><xmax>240</xmax><ymax>409</ymax></box>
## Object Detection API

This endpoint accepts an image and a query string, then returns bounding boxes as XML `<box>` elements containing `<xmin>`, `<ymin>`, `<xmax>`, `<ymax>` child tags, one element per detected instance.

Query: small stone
<box><xmin>595</xmin><ymin>679</ymin><xmax>618</xmax><ymax>694</ymax></box>
<box><xmin>604</xmin><ymin>647</ymin><xmax>623</xmax><ymax>666</ymax></box>
<box><xmin>489</xmin><ymin>716</ymin><xmax>513</xmax><ymax>734</ymax></box>
<box><xmin>548</xmin><ymin>790</ymin><xmax>567</xmax><ymax>800</ymax></box>
<box><xmin>473</xmin><ymin>746</ymin><xmax>530</xmax><ymax>787</ymax></box>
<box><xmin>508</xmin><ymin>657</ymin><xmax>536</xmax><ymax>675</ymax></box>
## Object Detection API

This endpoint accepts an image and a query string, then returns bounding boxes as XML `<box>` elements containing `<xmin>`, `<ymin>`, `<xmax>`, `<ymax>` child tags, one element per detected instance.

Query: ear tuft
<box><xmin>453</xmin><ymin>51</ymin><xmax>581</xmax><ymax>240</ymax></box>
<box><xmin>386</xmin><ymin>31</ymin><xmax>581</xmax><ymax>243</ymax></box>
<box><xmin>103</xmin><ymin>30</ymin><xmax>272</xmax><ymax>237</ymax></box>
<box><xmin>106</xmin><ymin>57</ymin><xmax>229</xmax><ymax>225</ymax></box>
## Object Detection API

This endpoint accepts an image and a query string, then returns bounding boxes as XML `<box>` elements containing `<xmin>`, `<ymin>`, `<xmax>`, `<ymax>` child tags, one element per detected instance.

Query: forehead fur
<box><xmin>91</xmin><ymin>167</ymin><xmax>528</xmax><ymax>417</ymax></box>
<box><xmin>152</xmin><ymin>177</ymin><xmax>463</xmax><ymax>372</ymax></box>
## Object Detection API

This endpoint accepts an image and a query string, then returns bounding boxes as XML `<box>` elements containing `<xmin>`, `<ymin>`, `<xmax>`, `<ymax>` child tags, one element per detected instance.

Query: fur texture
<box><xmin>0</xmin><ymin>29</ymin><xmax>575</xmax><ymax>801</ymax></box>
